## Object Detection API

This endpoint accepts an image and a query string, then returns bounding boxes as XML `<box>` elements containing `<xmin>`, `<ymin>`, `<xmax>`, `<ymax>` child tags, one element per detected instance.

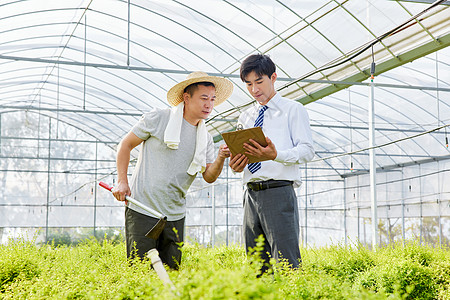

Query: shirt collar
<box><xmin>254</xmin><ymin>92</ymin><xmax>280</xmax><ymax>110</ymax></box>
<box><xmin>253</xmin><ymin>92</ymin><xmax>281</xmax><ymax>111</ymax></box>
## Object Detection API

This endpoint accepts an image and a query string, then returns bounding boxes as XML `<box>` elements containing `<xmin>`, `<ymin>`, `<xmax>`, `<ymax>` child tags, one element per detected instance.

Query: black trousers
<box><xmin>125</xmin><ymin>207</ymin><xmax>185</xmax><ymax>269</ymax></box>
<box><xmin>243</xmin><ymin>183</ymin><xmax>301</xmax><ymax>273</ymax></box>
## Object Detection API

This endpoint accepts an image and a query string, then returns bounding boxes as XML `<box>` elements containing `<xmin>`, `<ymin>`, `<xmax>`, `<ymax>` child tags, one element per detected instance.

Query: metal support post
<box><xmin>127</xmin><ymin>0</ymin><xmax>130</xmax><ymax>66</ymax></box>
<box><xmin>93</xmin><ymin>140</ymin><xmax>98</xmax><ymax>238</ymax></box>
<box><xmin>369</xmin><ymin>76</ymin><xmax>378</xmax><ymax>249</ymax></box>
<box><xmin>211</xmin><ymin>183</ymin><xmax>215</xmax><ymax>247</ymax></box>
<box><xmin>304</xmin><ymin>163</ymin><xmax>308</xmax><ymax>246</ymax></box>
<box><xmin>344</xmin><ymin>180</ymin><xmax>347</xmax><ymax>245</ymax></box>
<box><xmin>226</xmin><ymin>160</ymin><xmax>229</xmax><ymax>246</ymax></box>
<box><xmin>83</xmin><ymin>15</ymin><xmax>87</xmax><ymax>110</ymax></box>
<box><xmin>45</xmin><ymin>118</ymin><xmax>52</xmax><ymax>243</ymax></box>
<box><xmin>401</xmin><ymin>169</ymin><xmax>405</xmax><ymax>243</ymax></box>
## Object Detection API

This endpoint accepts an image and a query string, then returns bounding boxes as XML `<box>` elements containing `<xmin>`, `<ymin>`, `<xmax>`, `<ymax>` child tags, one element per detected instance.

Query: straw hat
<box><xmin>167</xmin><ymin>71</ymin><xmax>233</xmax><ymax>106</ymax></box>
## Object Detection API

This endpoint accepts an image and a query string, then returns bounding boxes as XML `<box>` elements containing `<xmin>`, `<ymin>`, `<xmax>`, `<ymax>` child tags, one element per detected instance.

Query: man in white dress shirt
<box><xmin>229</xmin><ymin>54</ymin><xmax>314</xmax><ymax>274</ymax></box>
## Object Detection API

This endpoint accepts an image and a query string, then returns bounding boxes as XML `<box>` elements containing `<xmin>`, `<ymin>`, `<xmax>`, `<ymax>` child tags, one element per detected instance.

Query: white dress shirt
<box><xmin>237</xmin><ymin>93</ymin><xmax>315</xmax><ymax>187</ymax></box>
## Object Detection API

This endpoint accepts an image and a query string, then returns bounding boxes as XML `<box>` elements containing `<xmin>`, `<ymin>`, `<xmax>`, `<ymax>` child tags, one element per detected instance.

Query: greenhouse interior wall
<box><xmin>0</xmin><ymin>0</ymin><xmax>449</xmax><ymax>249</ymax></box>
<box><xmin>1</xmin><ymin>79</ymin><xmax>449</xmax><ymax>248</ymax></box>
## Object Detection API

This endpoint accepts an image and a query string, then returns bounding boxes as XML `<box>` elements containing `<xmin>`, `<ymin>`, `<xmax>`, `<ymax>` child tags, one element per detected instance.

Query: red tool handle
<box><xmin>99</xmin><ymin>181</ymin><xmax>113</xmax><ymax>192</ymax></box>
<box><xmin>98</xmin><ymin>181</ymin><xmax>164</xmax><ymax>219</ymax></box>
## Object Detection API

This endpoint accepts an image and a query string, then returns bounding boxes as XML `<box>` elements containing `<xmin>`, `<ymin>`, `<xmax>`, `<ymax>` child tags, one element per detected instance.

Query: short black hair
<box><xmin>184</xmin><ymin>82</ymin><xmax>215</xmax><ymax>97</ymax></box>
<box><xmin>240</xmin><ymin>54</ymin><xmax>276</xmax><ymax>82</ymax></box>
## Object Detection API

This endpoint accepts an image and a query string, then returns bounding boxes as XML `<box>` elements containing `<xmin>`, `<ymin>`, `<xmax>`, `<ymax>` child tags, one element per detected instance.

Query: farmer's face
<box><xmin>183</xmin><ymin>84</ymin><xmax>216</xmax><ymax>125</ymax></box>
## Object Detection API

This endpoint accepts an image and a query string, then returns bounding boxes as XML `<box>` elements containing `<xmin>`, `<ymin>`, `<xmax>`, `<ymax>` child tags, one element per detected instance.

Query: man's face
<box><xmin>244</xmin><ymin>71</ymin><xmax>277</xmax><ymax>105</ymax></box>
<box><xmin>183</xmin><ymin>84</ymin><xmax>216</xmax><ymax>121</ymax></box>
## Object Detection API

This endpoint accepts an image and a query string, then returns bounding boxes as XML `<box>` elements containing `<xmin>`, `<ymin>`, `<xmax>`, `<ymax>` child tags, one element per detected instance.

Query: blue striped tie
<box><xmin>248</xmin><ymin>105</ymin><xmax>268</xmax><ymax>174</ymax></box>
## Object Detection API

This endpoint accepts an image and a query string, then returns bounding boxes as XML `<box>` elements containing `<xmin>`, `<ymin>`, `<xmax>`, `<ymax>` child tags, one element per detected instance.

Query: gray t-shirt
<box><xmin>128</xmin><ymin>108</ymin><xmax>215</xmax><ymax>221</ymax></box>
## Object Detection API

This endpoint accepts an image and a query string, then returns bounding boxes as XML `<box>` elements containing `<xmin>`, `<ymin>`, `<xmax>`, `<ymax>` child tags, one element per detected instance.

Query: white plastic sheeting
<box><xmin>0</xmin><ymin>0</ymin><xmax>449</xmax><ymax>246</ymax></box>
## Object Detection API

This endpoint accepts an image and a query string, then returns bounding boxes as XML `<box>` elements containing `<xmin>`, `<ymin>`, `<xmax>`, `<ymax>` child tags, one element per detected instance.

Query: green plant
<box><xmin>0</xmin><ymin>239</ymin><xmax>41</xmax><ymax>293</ymax></box>
<box><xmin>303</xmin><ymin>243</ymin><xmax>375</xmax><ymax>283</ymax></box>
<box><xmin>0</xmin><ymin>238</ymin><xmax>448</xmax><ymax>299</ymax></box>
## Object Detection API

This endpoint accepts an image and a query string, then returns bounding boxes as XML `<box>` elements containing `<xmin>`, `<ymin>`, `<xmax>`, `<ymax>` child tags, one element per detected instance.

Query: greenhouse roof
<box><xmin>0</xmin><ymin>0</ymin><xmax>449</xmax><ymax>179</ymax></box>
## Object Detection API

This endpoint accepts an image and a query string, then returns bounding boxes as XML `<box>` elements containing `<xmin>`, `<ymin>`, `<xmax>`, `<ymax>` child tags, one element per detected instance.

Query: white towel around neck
<box><xmin>163</xmin><ymin>102</ymin><xmax>208</xmax><ymax>175</ymax></box>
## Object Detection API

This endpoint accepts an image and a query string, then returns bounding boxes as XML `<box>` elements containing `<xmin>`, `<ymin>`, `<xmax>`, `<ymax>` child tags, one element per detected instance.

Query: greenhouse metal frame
<box><xmin>0</xmin><ymin>0</ymin><xmax>449</xmax><ymax>247</ymax></box>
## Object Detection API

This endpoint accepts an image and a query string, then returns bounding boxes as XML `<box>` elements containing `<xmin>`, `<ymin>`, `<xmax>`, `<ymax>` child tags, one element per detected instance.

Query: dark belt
<box><xmin>247</xmin><ymin>180</ymin><xmax>293</xmax><ymax>191</ymax></box>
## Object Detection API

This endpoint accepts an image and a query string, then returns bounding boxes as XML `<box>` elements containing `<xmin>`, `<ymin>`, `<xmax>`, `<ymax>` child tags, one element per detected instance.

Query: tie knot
<box><xmin>260</xmin><ymin>105</ymin><xmax>268</xmax><ymax>113</ymax></box>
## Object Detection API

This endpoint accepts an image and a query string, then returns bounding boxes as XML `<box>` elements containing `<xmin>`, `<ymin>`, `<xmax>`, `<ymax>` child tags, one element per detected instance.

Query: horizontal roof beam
<box><xmin>2</xmin><ymin>55</ymin><xmax>450</xmax><ymax>93</ymax></box>
<box><xmin>341</xmin><ymin>154</ymin><xmax>450</xmax><ymax>178</ymax></box>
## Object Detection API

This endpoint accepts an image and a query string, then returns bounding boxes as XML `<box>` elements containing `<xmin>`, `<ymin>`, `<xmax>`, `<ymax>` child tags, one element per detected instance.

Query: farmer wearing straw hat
<box><xmin>113</xmin><ymin>72</ymin><xmax>233</xmax><ymax>269</ymax></box>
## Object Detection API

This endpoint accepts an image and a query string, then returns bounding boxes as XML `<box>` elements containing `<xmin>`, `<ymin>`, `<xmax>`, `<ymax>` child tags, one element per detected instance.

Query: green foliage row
<box><xmin>45</xmin><ymin>228</ymin><xmax>124</xmax><ymax>247</ymax></box>
<box><xmin>1</xmin><ymin>237</ymin><xmax>449</xmax><ymax>299</ymax></box>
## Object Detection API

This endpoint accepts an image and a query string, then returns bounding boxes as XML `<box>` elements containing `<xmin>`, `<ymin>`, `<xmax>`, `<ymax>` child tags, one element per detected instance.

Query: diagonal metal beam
<box><xmin>392</xmin><ymin>0</ymin><xmax>450</xmax><ymax>5</ymax></box>
<box><xmin>294</xmin><ymin>32</ymin><xmax>450</xmax><ymax>105</ymax></box>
